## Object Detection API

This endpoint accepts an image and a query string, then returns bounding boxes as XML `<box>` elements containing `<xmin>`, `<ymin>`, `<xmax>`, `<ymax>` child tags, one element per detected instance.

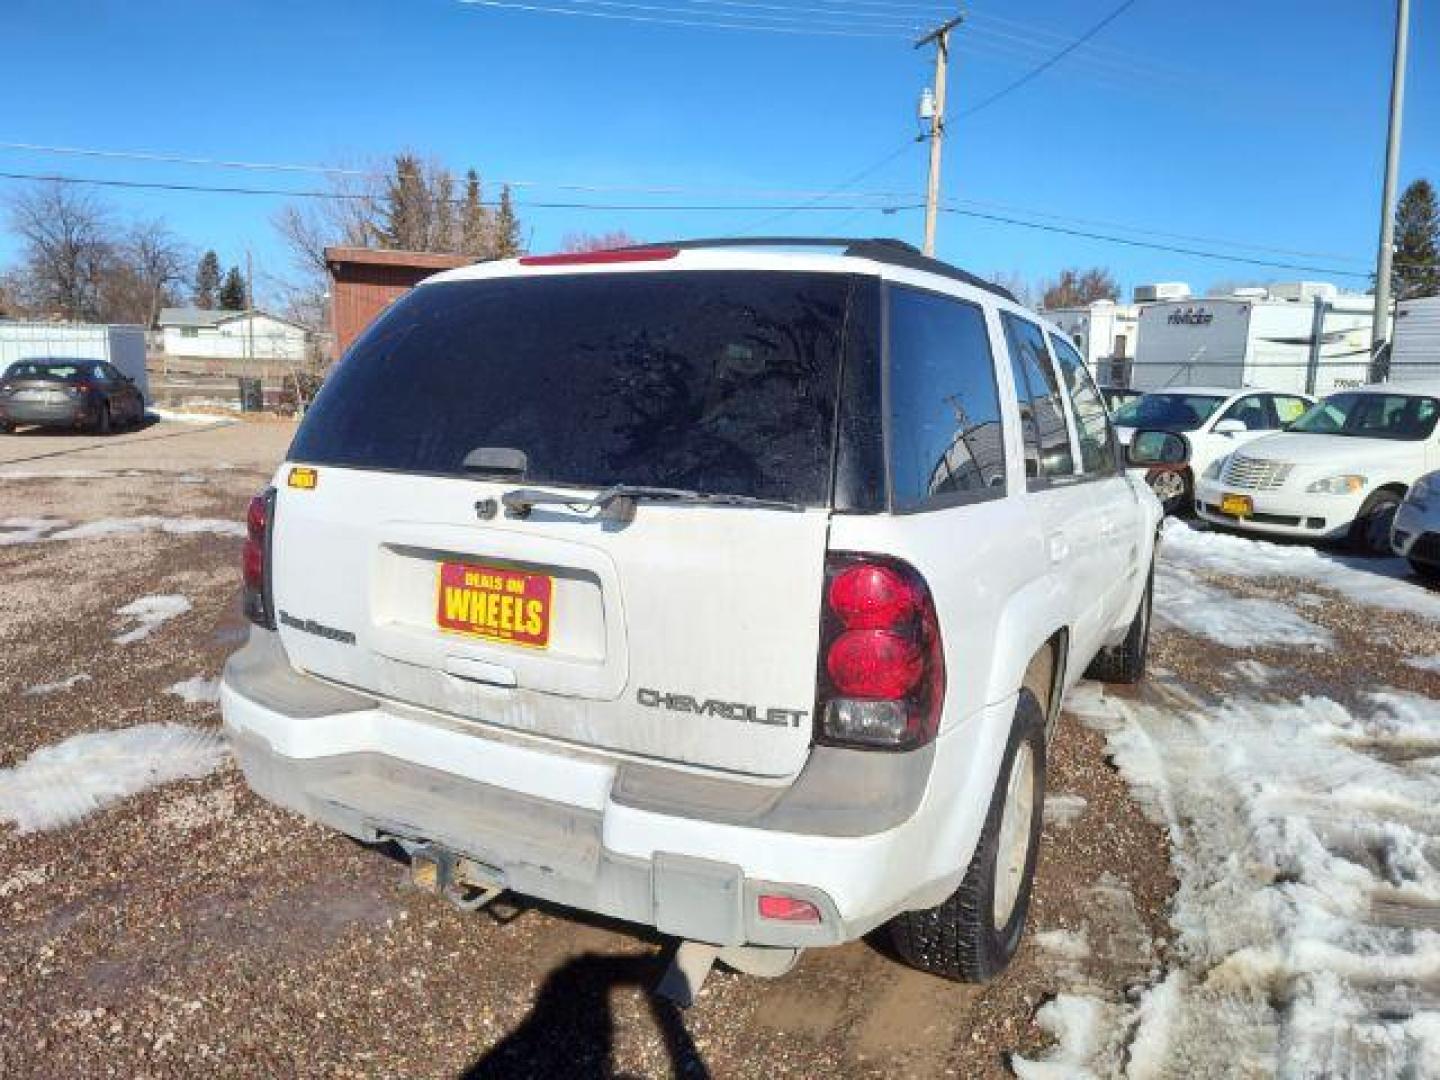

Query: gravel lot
<box><xmin>1</xmin><ymin>418</ymin><xmax>1434</xmax><ymax>1077</ymax></box>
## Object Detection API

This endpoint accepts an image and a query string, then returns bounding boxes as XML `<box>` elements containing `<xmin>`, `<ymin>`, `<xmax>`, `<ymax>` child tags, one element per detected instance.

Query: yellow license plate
<box><xmin>1220</xmin><ymin>493</ymin><xmax>1253</xmax><ymax>517</ymax></box>
<box><xmin>436</xmin><ymin>562</ymin><xmax>553</xmax><ymax>648</ymax></box>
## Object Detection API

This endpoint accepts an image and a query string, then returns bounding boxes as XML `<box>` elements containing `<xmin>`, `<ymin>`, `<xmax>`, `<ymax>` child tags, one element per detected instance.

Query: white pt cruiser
<box><xmin>221</xmin><ymin>239</ymin><xmax>1162</xmax><ymax>995</ymax></box>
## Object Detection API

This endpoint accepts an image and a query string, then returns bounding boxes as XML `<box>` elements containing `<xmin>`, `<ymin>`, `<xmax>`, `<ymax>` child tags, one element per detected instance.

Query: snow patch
<box><xmin>166</xmin><ymin>676</ymin><xmax>221</xmax><ymax>705</ymax></box>
<box><xmin>1012</xmin><ymin>994</ymin><xmax>1132</xmax><ymax>1080</ymax></box>
<box><xmin>148</xmin><ymin>407</ymin><xmax>237</xmax><ymax>424</ymax></box>
<box><xmin>1155</xmin><ymin>564</ymin><xmax>1332</xmax><ymax>648</ymax></box>
<box><xmin>1164</xmin><ymin>520</ymin><xmax>1440</xmax><ymax>622</ymax></box>
<box><xmin>1036</xmin><ymin>928</ymin><xmax>1091</xmax><ymax>961</ymax></box>
<box><xmin>0</xmin><ymin>864</ymin><xmax>49</xmax><ymax>898</ymax></box>
<box><xmin>1058</xmin><ymin>682</ymin><xmax>1440</xmax><ymax>1076</ymax></box>
<box><xmin>1406</xmin><ymin>654</ymin><xmax>1440</xmax><ymax>674</ymax></box>
<box><xmin>114</xmin><ymin>594</ymin><xmax>191</xmax><ymax>644</ymax></box>
<box><xmin>23</xmin><ymin>673</ymin><xmax>92</xmax><ymax>697</ymax></box>
<box><xmin>0</xmin><ymin>517</ymin><xmax>71</xmax><ymax>546</ymax></box>
<box><xmin>0</xmin><ymin>723</ymin><xmax>228</xmax><ymax>833</ymax></box>
<box><xmin>1044</xmin><ymin>793</ymin><xmax>1088</xmax><ymax>829</ymax></box>
<box><xmin>0</xmin><ymin>516</ymin><xmax>246</xmax><ymax>544</ymax></box>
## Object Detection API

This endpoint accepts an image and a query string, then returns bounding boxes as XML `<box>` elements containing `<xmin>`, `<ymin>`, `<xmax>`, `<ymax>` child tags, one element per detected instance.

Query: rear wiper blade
<box><xmin>501</xmin><ymin>483</ymin><xmax>804</xmax><ymax>522</ymax></box>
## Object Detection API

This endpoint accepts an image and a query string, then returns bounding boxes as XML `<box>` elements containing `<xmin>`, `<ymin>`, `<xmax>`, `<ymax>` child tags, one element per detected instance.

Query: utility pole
<box><xmin>1370</xmin><ymin>0</ymin><xmax>1410</xmax><ymax>382</ymax></box>
<box><xmin>916</xmin><ymin>15</ymin><xmax>963</xmax><ymax>258</ymax></box>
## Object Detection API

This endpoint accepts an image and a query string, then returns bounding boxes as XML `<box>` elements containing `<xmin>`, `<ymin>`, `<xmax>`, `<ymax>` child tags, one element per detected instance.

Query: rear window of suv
<box><xmin>291</xmin><ymin>271</ymin><xmax>852</xmax><ymax>505</ymax></box>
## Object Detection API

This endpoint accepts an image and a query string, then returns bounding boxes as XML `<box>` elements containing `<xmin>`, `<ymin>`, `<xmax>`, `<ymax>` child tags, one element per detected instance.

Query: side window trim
<box><xmin>1038</xmin><ymin>331</ymin><xmax>1086</xmax><ymax>482</ymax></box>
<box><xmin>1046</xmin><ymin>329</ymin><xmax>1124</xmax><ymax>480</ymax></box>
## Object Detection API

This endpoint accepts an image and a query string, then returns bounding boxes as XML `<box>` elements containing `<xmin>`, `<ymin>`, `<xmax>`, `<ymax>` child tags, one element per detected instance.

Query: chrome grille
<box><xmin>1221</xmin><ymin>455</ymin><xmax>1293</xmax><ymax>491</ymax></box>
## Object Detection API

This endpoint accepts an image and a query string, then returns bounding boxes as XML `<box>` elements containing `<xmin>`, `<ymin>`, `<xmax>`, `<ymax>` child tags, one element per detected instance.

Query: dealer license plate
<box><xmin>1220</xmin><ymin>493</ymin><xmax>1253</xmax><ymax>517</ymax></box>
<box><xmin>436</xmin><ymin>562</ymin><xmax>553</xmax><ymax>648</ymax></box>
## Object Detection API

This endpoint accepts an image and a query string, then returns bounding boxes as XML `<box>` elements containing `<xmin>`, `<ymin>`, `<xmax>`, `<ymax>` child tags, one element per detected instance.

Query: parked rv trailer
<box><xmin>1391</xmin><ymin>296</ymin><xmax>1440</xmax><ymax>384</ymax></box>
<box><xmin>1129</xmin><ymin>288</ymin><xmax>1373</xmax><ymax>395</ymax></box>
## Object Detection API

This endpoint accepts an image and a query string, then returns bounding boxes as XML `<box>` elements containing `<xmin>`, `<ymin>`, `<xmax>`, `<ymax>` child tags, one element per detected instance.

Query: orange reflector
<box><xmin>758</xmin><ymin>895</ymin><xmax>821</xmax><ymax>923</ymax></box>
<box><xmin>287</xmin><ymin>466</ymin><xmax>318</xmax><ymax>490</ymax></box>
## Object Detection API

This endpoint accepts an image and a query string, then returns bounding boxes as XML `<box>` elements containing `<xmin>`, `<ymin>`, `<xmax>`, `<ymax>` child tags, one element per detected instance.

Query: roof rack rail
<box><xmin>618</xmin><ymin>237</ymin><xmax>1018</xmax><ymax>304</ymax></box>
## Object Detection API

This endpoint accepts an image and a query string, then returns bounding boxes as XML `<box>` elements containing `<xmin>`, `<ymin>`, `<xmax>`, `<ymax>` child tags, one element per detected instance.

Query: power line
<box><xmin>455</xmin><ymin>0</ymin><xmax>909</xmax><ymax>37</ymax></box>
<box><xmin>960</xmin><ymin>0</ymin><xmax>1141</xmax><ymax>118</ymax></box>
<box><xmin>4</xmin><ymin>168</ymin><xmax>1423</xmax><ymax>279</ymax></box>
<box><xmin>735</xmin><ymin>138</ymin><xmax>922</xmax><ymax>235</ymax></box>
<box><xmin>938</xmin><ymin>205</ymin><xmax>1377</xmax><ymax>278</ymax></box>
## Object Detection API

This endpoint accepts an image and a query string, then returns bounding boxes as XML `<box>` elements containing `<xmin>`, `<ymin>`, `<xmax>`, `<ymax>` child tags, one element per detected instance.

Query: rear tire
<box><xmin>889</xmin><ymin>690</ymin><xmax>1047</xmax><ymax>982</ymax></box>
<box><xmin>1349</xmin><ymin>489</ymin><xmax>1401</xmax><ymax>555</ymax></box>
<box><xmin>1085</xmin><ymin>562</ymin><xmax>1153</xmax><ymax>684</ymax></box>
<box><xmin>1410</xmin><ymin>557</ymin><xmax>1440</xmax><ymax>583</ymax></box>
<box><xmin>94</xmin><ymin>402</ymin><xmax>112</xmax><ymax>435</ymax></box>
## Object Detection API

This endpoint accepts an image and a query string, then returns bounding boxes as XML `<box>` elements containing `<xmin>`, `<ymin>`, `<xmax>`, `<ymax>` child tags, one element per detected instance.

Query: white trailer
<box><xmin>0</xmin><ymin>322</ymin><xmax>149</xmax><ymax>399</ymax></box>
<box><xmin>1129</xmin><ymin>288</ymin><xmax>1373</xmax><ymax>396</ymax></box>
<box><xmin>1390</xmin><ymin>296</ymin><xmax>1440</xmax><ymax>384</ymax></box>
<box><xmin>1044</xmin><ymin>299</ymin><xmax>1141</xmax><ymax>385</ymax></box>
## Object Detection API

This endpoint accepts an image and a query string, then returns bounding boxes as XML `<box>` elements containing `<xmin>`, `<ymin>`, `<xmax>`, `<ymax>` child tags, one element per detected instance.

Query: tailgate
<box><xmin>271</xmin><ymin>468</ymin><xmax>829</xmax><ymax>778</ymax></box>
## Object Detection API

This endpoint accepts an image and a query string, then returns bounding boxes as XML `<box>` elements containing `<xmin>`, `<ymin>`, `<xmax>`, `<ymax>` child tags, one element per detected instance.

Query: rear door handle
<box><xmin>444</xmin><ymin>655</ymin><xmax>518</xmax><ymax>688</ymax></box>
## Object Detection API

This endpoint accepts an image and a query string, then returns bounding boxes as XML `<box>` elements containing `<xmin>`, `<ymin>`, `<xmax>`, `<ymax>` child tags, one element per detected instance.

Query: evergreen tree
<box><xmin>432</xmin><ymin>170</ymin><xmax>457</xmax><ymax>252</ymax></box>
<box><xmin>1393</xmin><ymin>179</ymin><xmax>1440</xmax><ymax>300</ymax></box>
<box><xmin>376</xmin><ymin>154</ymin><xmax>434</xmax><ymax>251</ymax></box>
<box><xmin>193</xmin><ymin>250</ymin><xmax>221</xmax><ymax>309</ymax></box>
<box><xmin>492</xmin><ymin>185</ymin><xmax>523</xmax><ymax>258</ymax></box>
<box><xmin>218</xmin><ymin>266</ymin><xmax>249</xmax><ymax>310</ymax></box>
<box><xmin>459</xmin><ymin>169</ymin><xmax>491</xmax><ymax>257</ymax></box>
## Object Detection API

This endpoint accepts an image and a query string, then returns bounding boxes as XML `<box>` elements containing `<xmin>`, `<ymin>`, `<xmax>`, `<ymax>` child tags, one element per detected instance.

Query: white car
<box><xmin>1393</xmin><ymin>470</ymin><xmax>1440</xmax><ymax>580</ymax></box>
<box><xmin>220</xmin><ymin>238</ymin><xmax>1161</xmax><ymax>994</ymax></box>
<box><xmin>1112</xmin><ymin>386</ymin><xmax>1314</xmax><ymax>513</ymax></box>
<box><xmin>1195</xmin><ymin>381</ymin><xmax>1440</xmax><ymax>553</ymax></box>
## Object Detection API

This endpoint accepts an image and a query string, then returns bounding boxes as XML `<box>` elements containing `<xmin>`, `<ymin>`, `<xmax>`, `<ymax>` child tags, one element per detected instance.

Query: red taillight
<box><xmin>518</xmin><ymin>247</ymin><xmax>679</xmax><ymax>267</ymax></box>
<box><xmin>758</xmin><ymin>895</ymin><xmax>821</xmax><ymax>923</ymax></box>
<box><xmin>826</xmin><ymin>630</ymin><xmax>924</xmax><ymax>698</ymax></box>
<box><xmin>828</xmin><ymin>562</ymin><xmax>922</xmax><ymax>630</ymax></box>
<box><xmin>816</xmin><ymin>554</ymin><xmax>944</xmax><ymax>751</ymax></box>
<box><xmin>242</xmin><ymin>489</ymin><xmax>274</xmax><ymax>627</ymax></box>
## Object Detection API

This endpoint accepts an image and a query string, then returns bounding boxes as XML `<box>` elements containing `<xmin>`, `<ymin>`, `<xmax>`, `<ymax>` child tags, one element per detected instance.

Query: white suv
<box><xmin>221</xmin><ymin>239</ymin><xmax>1161</xmax><ymax>989</ymax></box>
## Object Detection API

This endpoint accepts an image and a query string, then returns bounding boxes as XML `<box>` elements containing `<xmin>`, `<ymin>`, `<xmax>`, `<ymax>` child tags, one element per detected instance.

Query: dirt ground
<box><xmin>0</xmin><ymin>417</ymin><xmax>1425</xmax><ymax>1078</ymax></box>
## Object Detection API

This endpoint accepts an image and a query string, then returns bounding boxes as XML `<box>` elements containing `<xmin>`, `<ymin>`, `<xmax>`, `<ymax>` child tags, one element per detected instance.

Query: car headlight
<box><xmin>1305</xmin><ymin>474</ymin><xmax>1368</xmax><ymax>495</ymax></box>
<box><xmin>1202</xmin><ymin>456</ymin><xmax>1226</xmax><ymax>481</ymax></box>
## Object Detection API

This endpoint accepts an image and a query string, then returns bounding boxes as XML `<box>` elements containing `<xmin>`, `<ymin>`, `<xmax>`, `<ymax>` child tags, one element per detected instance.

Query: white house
<box><xmin>1044</xmin><ymin>299</ymin><xmax>1141</xmax><ymax>386</ymax></box>
<box><xmin>159</xmin><ymin>308</ymin><xmax>310</xmax><ymax>362</ymax></box>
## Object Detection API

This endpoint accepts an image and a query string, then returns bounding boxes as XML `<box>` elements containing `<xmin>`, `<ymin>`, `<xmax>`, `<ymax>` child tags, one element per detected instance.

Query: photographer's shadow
<box><xmin>462</xmin><ymin>950</ymin><xmax>710</xmax><ymax>1080</ymax></box>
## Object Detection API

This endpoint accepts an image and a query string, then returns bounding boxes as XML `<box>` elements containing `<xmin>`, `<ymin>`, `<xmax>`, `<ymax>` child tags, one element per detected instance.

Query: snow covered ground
<box><xmin>1019</xmin><ymin>523</ymin><xmax>1440</xmax><ymax>1078</ymax></box>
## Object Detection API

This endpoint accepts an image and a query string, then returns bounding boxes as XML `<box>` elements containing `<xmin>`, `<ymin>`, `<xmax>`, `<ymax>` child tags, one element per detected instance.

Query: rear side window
<box><xmin>886</xmin><ymin>287</ymin><xmax>1006</xmax><ymax>510</ymax></box>
<box><xmin>1048</xmin><ymin>333</ymin><xmax>1118</xmax><ymax>475</ymax></box>
<box><xmin>1002</xmin><ymin>314</ymin><xmax>1074</xmax><ymax>484</ymax></box>
<box><xmin>290</xmin><ymin>272</ymin><xmax>852</xmax><ymax>505</ymax></box>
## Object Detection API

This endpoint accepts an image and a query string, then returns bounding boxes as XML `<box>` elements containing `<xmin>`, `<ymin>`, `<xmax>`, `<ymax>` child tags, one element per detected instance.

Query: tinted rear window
<box><xmin>291</xmin><ymin>271</ymin><xmax>852</xmax><ymax>504</ymax></box>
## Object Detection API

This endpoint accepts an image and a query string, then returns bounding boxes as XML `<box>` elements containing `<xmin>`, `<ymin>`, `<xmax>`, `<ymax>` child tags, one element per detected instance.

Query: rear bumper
<box><xmin>221</xmin><ymin>630</ymin><xmax>1014</xmax><ymax>949</ymax></box>
<box><xmin>0</xmin><ymin>399</ymin><xmax>90</xmax><ymax>427</ymax></box>
<box><xmin>1193</xmin><ymin>478</ymin><xmax>1360</xmax><ymax>540</ymax></box>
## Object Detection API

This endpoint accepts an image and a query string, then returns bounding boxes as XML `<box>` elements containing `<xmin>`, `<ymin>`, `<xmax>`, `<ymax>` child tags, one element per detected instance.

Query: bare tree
<box><xmin>7</xmin><ymin>181</ymin><xmax>113</xmax><ymax>320</ymax></box>
<box><xmin>1041</xmin><ymin>267</ymin><xmax>1119</xmax><ymax>309</ymax></box>
<box><xmin>560</xmin><ymin>230</ymin><xmax>642</xmax><ymax>254</ymax></box>
<box><xmin>121</xmin><ymin>219</ymin><xmax>188</xmax><ymax>326</ymax></box>
<box><xmin>989</xmin><ymin>269</ymin><xmax>1037</xmax><ymax>308</ymax></box>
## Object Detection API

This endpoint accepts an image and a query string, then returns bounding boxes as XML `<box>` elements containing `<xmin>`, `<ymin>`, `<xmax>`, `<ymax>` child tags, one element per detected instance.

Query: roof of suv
<box><xmin>424</xmin><ymin>237</ymin><xmax>1019</xmax><ymax>304</ymax></box>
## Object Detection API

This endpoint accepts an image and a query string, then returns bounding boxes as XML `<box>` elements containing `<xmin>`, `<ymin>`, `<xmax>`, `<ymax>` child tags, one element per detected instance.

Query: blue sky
<box><xmin>2</xmin><ymin>0</ymin><xmax>1436</xmax><ymax>302</ymax></box>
